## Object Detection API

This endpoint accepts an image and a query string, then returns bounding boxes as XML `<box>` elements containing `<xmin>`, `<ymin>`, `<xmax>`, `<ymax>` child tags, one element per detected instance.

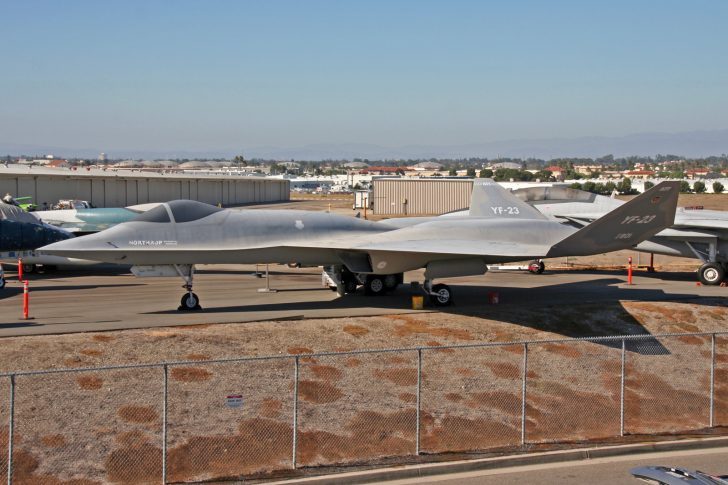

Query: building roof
<box><xmin>364</xmin><ymin>166</ymin><xmax>401</xmax><ymax>173</ymax></box>
<box><xmin>626</xmin><ymin>170</ymin><xmax>656</xmax><ymax>175</ymax></box>
<box><xmin>413</xmin><ymin>161</ymin><xmax>443</xmax><ymax>170</ymax></box>
<box><xmin>343</xmin><ymin>161</ymin><xmax>369</xmax><ymax>168</ymax></box>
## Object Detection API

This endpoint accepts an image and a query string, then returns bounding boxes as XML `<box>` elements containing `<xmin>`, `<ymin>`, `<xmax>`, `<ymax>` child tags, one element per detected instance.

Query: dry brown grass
<box><xmin>170</xmin><ymin>367</ymin><xmax>212</xmax><ymax>382</ymax></box>
<box><xmin>118</xmin><ymin>405</ymin><xmax>158</xmax><ymax>424</ymax></box>
<box><xmin>342</xmin><ymin>324</ymin><xmax>369</xmax><ymax>337</ymax></box>
<box><xmin>76</xmin><ymin>375</ymin><xmax>103</xmax><ymax>390</ymax></box>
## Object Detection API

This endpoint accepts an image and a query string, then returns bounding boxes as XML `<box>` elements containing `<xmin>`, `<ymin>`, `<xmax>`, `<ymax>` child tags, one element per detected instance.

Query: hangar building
<box><xmin>0</xmin><ymin>166</ymin><xmax>289</xmax><ymax>208</ymax></box>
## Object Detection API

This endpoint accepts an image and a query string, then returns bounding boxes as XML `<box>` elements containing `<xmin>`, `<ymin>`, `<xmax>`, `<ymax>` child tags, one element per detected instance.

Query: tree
<box><xmin>644</xmin><ymin>181</ymin><xmax>655</xmax><ymax>190</ymax></box>
<box><xmin>448</xmin><ymin>168</ymin><xmax>457</xmax><ymax>176</ymax></box>
<box><xmin>713</xmin><ymin>181</ymin><xmax>724</xmax><ymax>194</ymax></box>
<box><xmin>604</xmin><ymin>181</ymin><xmax>617</xmax><ymax>194</ymax></box>
<box><xmin>570</xmin><ymin>182</ymin><xmax>583</xmax><ymax>190</ymax></box>
<box><xmin>233</xmin><ymin>154</ymin><xmax>247</xmax><ymax>167</ymax></box>
<box><xmin>466</xmin><ymin>168</ymin><xmax>476</xmax><ymax>177</ymax></box>
<box><xmin>693</xmin><ymin>181</ymin><xmax>706</xmax><ymax>193</ymax></box>
<box><xmin>680</xmin><ymin>181</ymin><xmax>692</xmax><ymax>193</ymax></box>
<box><xmin>582</xmin><ymin>181</ymin><xmax>596</xmax><ymax>193</ymax></box>
<box><xmin>479</xmin><ymin>169</ymin><xmax>493</xmax><ymax>178</ymax></box>
<box><xmin>618</xmin><ymin>177</ymin><xmax>633</xmax><ymax>195</ymax></box>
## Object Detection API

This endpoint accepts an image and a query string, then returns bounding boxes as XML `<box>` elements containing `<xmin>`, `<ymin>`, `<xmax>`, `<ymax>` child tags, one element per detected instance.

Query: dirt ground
<box><xmin>2</xmin><ymin>192</ymin><xmax>728</xmax><ymax>483</ymax></box>
<box><xmin>2</xmin><ymin>297</ymin><xmax>728</xmax><ymax>483</ymax></box>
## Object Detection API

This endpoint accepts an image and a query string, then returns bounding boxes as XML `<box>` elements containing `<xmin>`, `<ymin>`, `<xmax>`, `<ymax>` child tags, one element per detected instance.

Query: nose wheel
<box><xmin>175</xmin><ymin>265</ymin><xmax>202</xmax><ymax>311</ymax></box>
<box><xmin>179</xmin><ymin>290</ymin><xmax>201</xmax><ymax>311</ymax></box>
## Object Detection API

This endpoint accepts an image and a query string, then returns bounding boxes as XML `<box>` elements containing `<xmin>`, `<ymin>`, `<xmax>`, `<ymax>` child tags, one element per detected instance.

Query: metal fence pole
<box><xmin>710</xmin><ymin>334</ymin><xmax>716</xmax><ymax>428</ymax></box>
<box><xmin>292</xmin><ymin>356</ymin><xmax>299</xmax><ymax>469</ymax></box>
<box><xmin>620</xmin><ymin>338</ymin><xmax>626</xmax><ymax>437</ymax></box>
<box><xmin>416</xmin><ymin>349</ymin><xmax>422</xmax><ymax>456</ymax></box>
<box><xmin>521</xmin><ymin>343</ymin><xmax>528</xmax><ymax>446</ymax></box>
<box><xmin>162</xmin><ymin>365</ymin><xmax>168</xmax><ymax>485</ymax></box>
<box><xmin>6</xmin><ymin>375</ymin><xmax>15</xmax><ymax>485</ymax></box>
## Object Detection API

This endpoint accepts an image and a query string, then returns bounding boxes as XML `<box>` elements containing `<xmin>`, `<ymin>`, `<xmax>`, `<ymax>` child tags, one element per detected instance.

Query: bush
<box><xmin>713</xmin><ymin>181</ymin><xmax>724</xmax><ymax>194</ymax></box>
<box><xmin>680</xmin><ymin>181</ymin><xmax>692</xmax><ymax>193</ymax></box>
<box><xmin>644</xmin><ymin>181</ymin><xmax>655</xmax><ymax>190</ymax></box>
<box><xmin>479</xmin><ymin>169</ymin><xmax>493</xmax><ymax>178</ymax></box>
<box><xmin>693</xmin><ymin>181</ymin><xmax>706</xmax><ymax>193</ymax></box>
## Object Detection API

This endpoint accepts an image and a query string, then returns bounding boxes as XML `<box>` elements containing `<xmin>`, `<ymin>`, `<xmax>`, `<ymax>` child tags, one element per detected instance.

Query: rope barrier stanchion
<box><xmin>23</xmin><ymin>280</ymin><xmax>29</xmax><ymax>319</ymax></box>
<box><xmin>627</xmin><ymin>256</ymin><xmax>633</xmax><ymax>285</ymax></box>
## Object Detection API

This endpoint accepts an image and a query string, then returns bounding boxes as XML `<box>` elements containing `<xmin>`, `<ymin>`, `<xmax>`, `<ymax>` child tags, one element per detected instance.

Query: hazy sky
<box><xmin>2</xmin><ymin>0</ymin><xmax>727</xmax><ymax>152</ymax></box>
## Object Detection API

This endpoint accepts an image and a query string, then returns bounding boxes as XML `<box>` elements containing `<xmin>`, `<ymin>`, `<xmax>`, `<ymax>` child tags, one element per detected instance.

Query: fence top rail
<box><xmin>2</xmin><ymin>330</ymin><xmax>726</xmax><ymax>378</ymax></box>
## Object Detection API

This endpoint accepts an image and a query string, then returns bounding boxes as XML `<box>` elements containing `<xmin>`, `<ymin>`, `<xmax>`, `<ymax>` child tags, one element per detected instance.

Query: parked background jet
<box><xmin>34</xmin><ymin>206</ymin><xmax>142</xmax><ymax>235</ymax></box>
<box><xmin>0</xmin><ymin>201</ymin><xmax>73</xmax><ymax>271</ymax></box>
<box><xmin>510</xmin><ymin>185</ymin><xmax>728</xmax><ymax>285</ymax></box>
<box><xmin>41</xmin><ymin>180</ymin><xmax>680</xmax><ymax>310</ymax></box>
<box><xmin>0</xmin><ymin>199</ymin><xmax>146</xmax><ymax>272</ymax></box>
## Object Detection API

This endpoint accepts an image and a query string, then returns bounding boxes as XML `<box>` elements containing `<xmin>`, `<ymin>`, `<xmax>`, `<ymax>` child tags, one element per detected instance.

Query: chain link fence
<box><xmin>3</xmin><ymin>332</ymin><xmax>728</xmax><ymax>484</ymax></box>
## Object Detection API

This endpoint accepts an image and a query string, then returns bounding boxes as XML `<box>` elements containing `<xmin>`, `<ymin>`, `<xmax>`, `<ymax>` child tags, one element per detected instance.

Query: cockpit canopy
<box><xmin>133</xmin><ymin>200</ymin><xmax>224</xmax><ymax>223</ymax></box>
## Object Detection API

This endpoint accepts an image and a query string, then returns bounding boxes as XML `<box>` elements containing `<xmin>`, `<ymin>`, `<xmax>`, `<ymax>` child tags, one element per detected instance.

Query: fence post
<box><xmin>710</xmin><ymin>334</ymin><xmax>716</xmax><ymax>428</ymax></box>
<box><xmin>292</xmin><ymin>356</ymin><xmax>299</xmax><ymax>469</ymax></box>
<box><xmin>162</xmin><ymin>364</ymin><xmax>168</xmax><ymax>485</ymax></box>
<box><xmin>416</xmin><ymin>349</ymin><xmax>422</xmax><ymax>456</ymax></box>
<box><xmin>521</xmin><ymin>343</ymin><xmax>528</xmax><ymax>446</ymax></box>
<box><xmin>7</xmin><ymin>375</ymin><xmax>15</xmax><ymax>485</ymax></box>
<box><xmin>620</xmin><ymin>338</ymin><xmax>626</xmax><ymax>437</ymax></box>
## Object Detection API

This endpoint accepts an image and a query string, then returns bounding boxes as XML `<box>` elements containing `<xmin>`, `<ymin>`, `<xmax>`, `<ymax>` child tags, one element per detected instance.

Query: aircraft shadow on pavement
<box><xmin>439</xmin><ymin>277</ymin><xmax>723</xmax><ymax>355</ymax></box>
<box><xmin>143</xmin><ymin>275</ymin><xmax>723</xmax><ymax>355</ymax></box>
<box><xmin>543</xmin><ymin>268</ymin><xmax>699</xmax><ymax>283</ymax></box>
<box><xmin>0</xmin><ymin>283</ymin><xmax>145</xmax><ymax>300</ymax></box>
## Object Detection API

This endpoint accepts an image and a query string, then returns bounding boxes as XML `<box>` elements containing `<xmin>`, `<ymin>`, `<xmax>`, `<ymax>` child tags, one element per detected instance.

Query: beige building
<box><xmin>372</xmin><ymin>178</ymin><xmax>473</xmax><ymax>215</ymax></box>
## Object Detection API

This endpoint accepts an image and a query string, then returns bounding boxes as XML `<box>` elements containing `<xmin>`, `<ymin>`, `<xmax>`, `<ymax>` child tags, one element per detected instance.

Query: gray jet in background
<box><xmin>40</xmin><ymin>180</ymin><xmax>680</xmax><ymax>310</ymax></box>
<box><xmin>512</xmin><ymin>185</ymin><xmax>728</xmax><ymax>285</ymax></box>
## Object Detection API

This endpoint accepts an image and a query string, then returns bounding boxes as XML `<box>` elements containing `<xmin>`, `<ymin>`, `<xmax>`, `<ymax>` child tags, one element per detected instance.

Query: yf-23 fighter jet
<box><xmin>41</xmin><ymin>180</ymin><xmax>679</xmax><ymax>310</ymax></box>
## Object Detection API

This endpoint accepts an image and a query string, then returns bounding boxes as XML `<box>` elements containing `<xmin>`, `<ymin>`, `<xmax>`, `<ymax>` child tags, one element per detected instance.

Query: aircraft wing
<box><xmin>345</xmin><ymin>239</ymin><xmax>551</xmax><ymax>258</ymax></box>
<box><xmin>672</xmin><ymin>219</ymin><xmax>728</xmax><ymax>231</ymax></box>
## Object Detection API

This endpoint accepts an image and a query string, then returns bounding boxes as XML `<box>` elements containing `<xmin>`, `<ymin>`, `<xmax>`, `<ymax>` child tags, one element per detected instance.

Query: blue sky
<box><xmin>2</xmin><ymin>0</ymin><xmax>727</xmax><ymax>153</ymax></box>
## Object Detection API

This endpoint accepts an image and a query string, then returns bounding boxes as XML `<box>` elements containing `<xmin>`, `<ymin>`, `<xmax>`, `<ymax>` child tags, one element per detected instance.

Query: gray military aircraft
<box><xmin>510</xmin><ymin>185</ymin><xmax>728</xmax><ymax>285</ymax></box>
<box><xmin>40</xmin><ymin>180</ymin><xmax>679</xmax><ymax>310</ymax></box>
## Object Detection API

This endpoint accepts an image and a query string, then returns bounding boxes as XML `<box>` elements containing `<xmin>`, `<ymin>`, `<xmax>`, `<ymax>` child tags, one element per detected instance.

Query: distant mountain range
<box><xmin>2</xmin><ymin>129</ymin><xmax>727</xmax><ymax>160</ymax></box>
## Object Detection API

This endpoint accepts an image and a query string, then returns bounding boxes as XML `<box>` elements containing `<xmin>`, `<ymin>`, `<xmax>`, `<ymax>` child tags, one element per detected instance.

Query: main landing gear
<box><xmin>698</xmin><ymin>262</ymin><xmax>726</xmax><ymax>286</ymax></box>
<box><xmin>424</xmin><ymin>280</ymin><xmax>453</xmax><ymax>306</ymax></box>
<box><xmin>175</xmin><ymin>264</ymin><xmax>201</xmax><ymax>311</ymax></box>
<box><xmin>528</xmin><ymin>259</ymin><xmax>545</xmax><ymax>274</ymax></box>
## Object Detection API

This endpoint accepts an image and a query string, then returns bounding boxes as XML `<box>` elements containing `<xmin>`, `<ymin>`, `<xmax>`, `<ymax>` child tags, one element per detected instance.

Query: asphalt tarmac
<box><xmin>382</xmin><ymin>446</ymin><xmax>728</xmax><ymax>485</ymax></box>
<box><xmin>1</xmin><ymin>264</ymin><xmax>725</xmax><ymax>337</ymax></box>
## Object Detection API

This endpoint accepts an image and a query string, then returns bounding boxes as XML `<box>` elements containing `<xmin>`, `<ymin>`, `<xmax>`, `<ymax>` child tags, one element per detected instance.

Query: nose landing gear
<box><xmin>175</xmin><ymin>264</ymin><xmax>202</xmax><ymax>311</ymax></box>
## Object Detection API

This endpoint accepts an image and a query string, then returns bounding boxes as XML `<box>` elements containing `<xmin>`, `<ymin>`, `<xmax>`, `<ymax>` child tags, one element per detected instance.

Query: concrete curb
<box><xmin>267</xmin><ymin>436</ymin><xmax>728</xmax><ymax>484</ymax></box>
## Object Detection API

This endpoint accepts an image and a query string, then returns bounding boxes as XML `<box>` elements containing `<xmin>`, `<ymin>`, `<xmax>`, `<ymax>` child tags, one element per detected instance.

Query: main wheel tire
<box><xmin>383</xmin><ymin>274</ymin><xmax>399</xmax><ymax>291</ymax></box>
<box><xmin>0</xmin><ymin>278</ymin><xmax>5</xmax><ymax>290</ymax></box>
<box><xmin>430</xmin><ymin>283</ymin><xmax>453</xmax><ymax>306</ymax></box>
<box><xmin>528</xmin><ymin>261</ymin><xmax>545</xmax><ymax>274</ymax></box>
<box><xmin>698</xmin><ymin>263</ymin><xmax>725</xmax><ymax>286</ymax></box>
<box><xmin>179</xmin><ymin>292</ymin><xmax>202</xmax><ymax>311</ymax></box>
<box><xmin>364</xmin><ymin>276</ymin><xmax>386</xmax><ymax>296</ymax></box>
<box><xmin>21</xmin><ymin>264</ymin><xmax>36</xmax><ymax>274</ymax></box>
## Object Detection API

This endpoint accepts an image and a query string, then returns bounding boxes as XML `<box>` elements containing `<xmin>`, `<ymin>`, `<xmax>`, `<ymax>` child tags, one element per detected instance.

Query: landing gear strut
<box><xmin>175</xmin><ymin>264</ymin><xmax>201</xmax><ymax>311</ymax></box>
